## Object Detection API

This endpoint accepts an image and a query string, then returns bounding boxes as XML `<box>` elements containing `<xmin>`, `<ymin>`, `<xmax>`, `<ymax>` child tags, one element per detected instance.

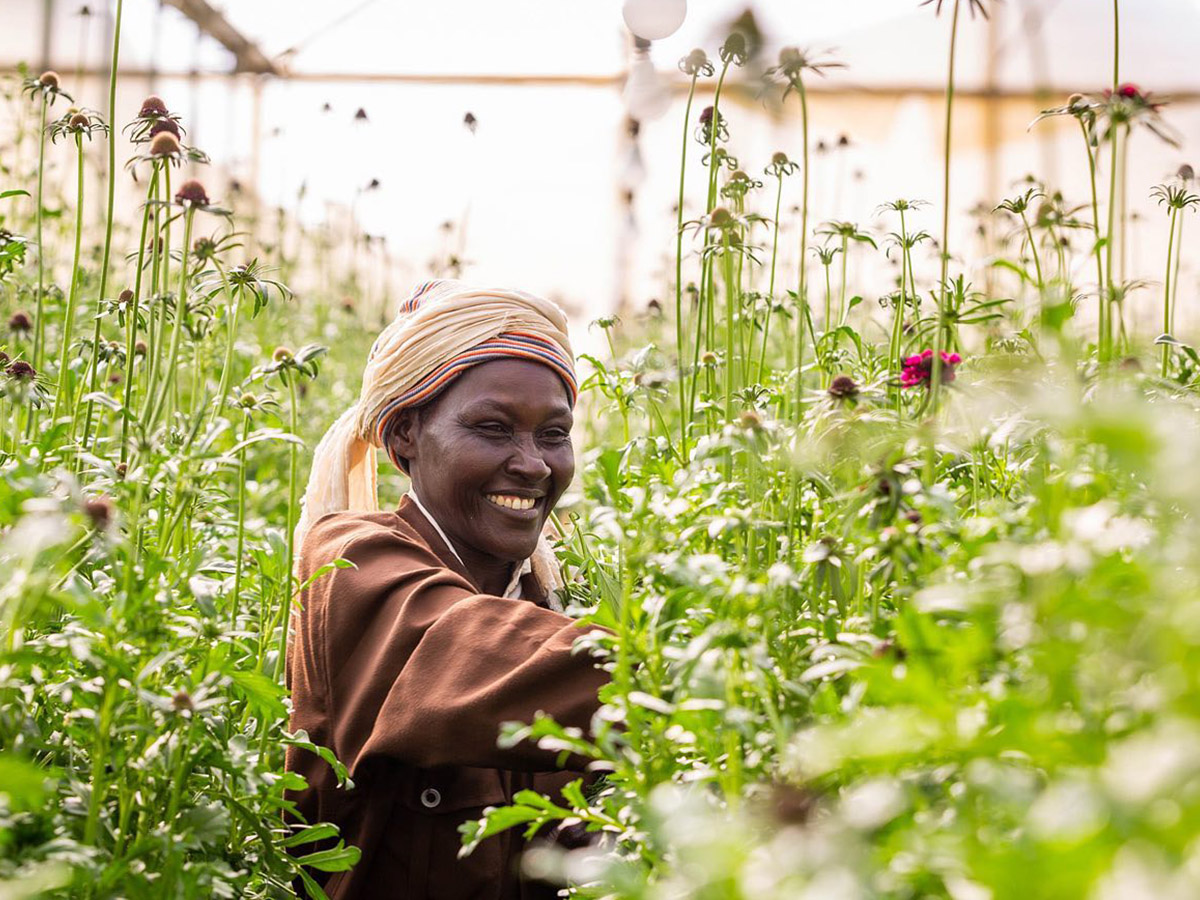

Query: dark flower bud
<box><xmin>8</xmin><ymin>311</ymin><xmax>32</xmax><ymax>332</ymax></box>
<box><xmin>139</xmin><ymin>95</ymin><xmax>168</xmax><ymax>117</ymax></box>
<box><xmin>175</xmin><ymin>179</ymin><xmax>209</xmax><ymax>206</ymax></box>
<box><xmin>273</xmin><ymin>346</ymin><xmax>293</xmax><ymax>362</ymax></box>
<box><xmin>463</xmin><ymin>111</ymin><xmax>477</xmax><ymax>132</ymax></box>
<box><xmin>39</xmin><ymin>71</ymin><xmax>60</xmax><ymax>89</ymax></box>
<box><xmin>69</xmin><ymin>112</ymin><xmax>89</xmax><ymax>129</ymax></box>
<box><xmin>828</xmin><ymin>374</ymin><xmax>859</xmax><ymax>399</ymax></box>
<box><xmin>1178</xmin><ymin>164</ymin><xmax>1195</xmax><ymax>183</ymax></box>
<box><xmin>837</xmin><ymin>134</ymin><xmax>850</xmax><ymax>147</ymax></box>
<box><xmin>148</xmin><ymin>118</ymin><xmax>181</xmax><ymax>139</ymax></box>
<box><xmin>5</xmin><ymin>360</ymin><xmax>36</xmax><ymax>380</ymax></box>
<box><xmin>720</xmin><ymin>32</ymin><xmax>747</xmax><ymax>64</ymax></box>
<box><xmin>771</xmin><ymin>151</ymin><xmax>789</xmax><ymax>167</ymax></box>
<box><xmin>354</xmin><ymin>107</ymin><xmax>368</xmax><ymax>121</ymax></box>
<box><xmin>118</xmin><ymin>289</ymin><xmax>133</xmax><ymax>303</ymax></box>
<box><xmin>701</xmin><ymin>351</ymin><xmax>718</xmax><ymax>365</ymax></box>
<box><xmin>710</xmin><ymin>206</ymin><xmax>734</xmax><ymax>228</ymax></box>
<box><xmin>115</xmin><ymin>462</ymin><xmax>127</xmax><ymax>478</ymax></box>
<box><xmin>83</xmin><ymin>495</ymin><xmax>113</xmax><ymax>529</ymax></box>
<box><xmin>699</xmin><ymin>106</ymin><xmax>714</xmax><ymax>126</ymax></box>
<box><xmin>134</xmin><ymin>340</ymin><xmax>147</xmax><ymax>356</ymax></box>
<box><xmin>0</xmin><ymin>351</ymin><xmax>8</xmax><ymax>367</ymax></box>
<box><xmin>149</xmin><ymin>131</ymin><xmax>180</xmax><ymax>156</ymax></box>
<box><xmin>172</xmin><ymin>690</ymin><xmax>193</xmax><ymax>711</ymax></box>
<box><xmin>108</xmin><ymin>373</ymin><xmax>121</xmax><ymax>385</ymax></box>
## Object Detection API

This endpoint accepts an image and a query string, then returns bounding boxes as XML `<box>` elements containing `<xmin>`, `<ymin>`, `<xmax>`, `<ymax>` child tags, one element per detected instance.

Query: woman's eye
<box><xmin>540</xmin><ymin>429</ymin><xmax>571</xmax><ymax>444</ymax></box>
<box><xmin>475</xmin><ymin>422</ymin><xmax>509</xmax><ymax>436</ymax></box>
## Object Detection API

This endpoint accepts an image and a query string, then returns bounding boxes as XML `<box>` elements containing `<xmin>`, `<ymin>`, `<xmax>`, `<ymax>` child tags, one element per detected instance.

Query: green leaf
<box><xmin>283</xmin><ymin>822</ymin><xmax>340</xmax><ymax>848</ymax></box>
<box><xmin>229</xmin><ymin>669</ymin><xmax>287</xmax><ymax>720</ymax></box>
<box><xmin>296</xmin><ymin>841</ymin><xmax>362</xmax><ymax>872</ymax></box>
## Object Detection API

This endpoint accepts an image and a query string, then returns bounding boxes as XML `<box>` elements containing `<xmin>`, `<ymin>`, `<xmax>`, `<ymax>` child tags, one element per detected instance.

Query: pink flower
<box><xmin>900</xmin><ymin>349</ymin><xmax>961</xmax><ymax>388</ymax></box>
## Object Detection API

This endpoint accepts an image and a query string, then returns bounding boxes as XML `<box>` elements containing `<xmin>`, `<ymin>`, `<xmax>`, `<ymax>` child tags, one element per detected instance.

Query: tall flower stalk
<box><xmin>761</xmin><ymin>152</ymin><xmax>798</xmax><ymax>379</ymax></box>
<box><xmin>768</xmin><ymin>47</ymin><xmax>842</xmax><ymax>418</ymax></box>
<box><xmin>674</xmin><ymin>49</ymin><xmax>713</xmax><ymax>459</ymax></box>
<box><xmin>1150</xmin><ymin>180</ymin><xmax>1199</xmax><ymax>376</ymax></box>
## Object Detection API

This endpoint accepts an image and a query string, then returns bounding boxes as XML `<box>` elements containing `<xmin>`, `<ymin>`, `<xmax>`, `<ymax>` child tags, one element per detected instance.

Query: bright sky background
<box><xmin>5</xmin><ymin>0</ymin><xmax>1200</xmax><ymax>341</ymax></box>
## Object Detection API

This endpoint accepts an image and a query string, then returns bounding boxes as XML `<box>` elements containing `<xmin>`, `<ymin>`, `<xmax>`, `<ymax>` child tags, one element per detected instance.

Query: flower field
<box><xmin>4</xmin><ymin>2</ymin><xmax>1200</xmax><ymax>897</ymax></box>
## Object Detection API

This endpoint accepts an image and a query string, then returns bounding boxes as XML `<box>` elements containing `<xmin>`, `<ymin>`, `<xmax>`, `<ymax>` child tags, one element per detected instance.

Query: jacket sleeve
<box><xmin>294</xmin><ymin>518</ymin><xmax>608</xmax><ymax>778</ymax></box>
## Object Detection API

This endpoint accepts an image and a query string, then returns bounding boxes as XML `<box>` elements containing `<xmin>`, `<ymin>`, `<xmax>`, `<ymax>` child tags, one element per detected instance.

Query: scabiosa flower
<box><xmin>175</xmin><ymin>179</ymin><xmax>210</xmax><ymax>207</ymax></box>
<box><xmin>149</xmin><ymin>118</ymin><xmax>181</xmax><ymax>139</ymax></box>
<box><xmin>139</xmin><ymin>95</ymin><xmax>168</xmax><ymax>117</ymax></box>
<box><xmin>83</xmin><ymin>495</ymin><xmax>114</xmax><ymax>529</ymax></box>
<box><xmin>149</xmin><ymin>131</ymin><xmax>181</xmax><ymax>157</ymax></box>
<box><xmin>828</xmin><ymin>374</ymin><xmax>859</xmax><ymax>400</ymax></box>
<box><xmin>0</xmin><ymin>351</ymin><xmax>9</xmax><ymax>367</ymax></box>
<box><xmin>6</xmin><ymin>360</ymin><xmax>37</xmax><ymax>381</ymax></box>
<box><xmin>900</xmin><ymin>349</ymin><xmax>961</xmax><ymax>388</ymax></box>
<box><xmin>679</xmin><ymin>48</ymin><xmax>713</xmax><ymax>77</ymax></box>
<box><xmin>8</xmin><ymin>311</ymin><xmax>32</xmax><ymax>333</ymax></box>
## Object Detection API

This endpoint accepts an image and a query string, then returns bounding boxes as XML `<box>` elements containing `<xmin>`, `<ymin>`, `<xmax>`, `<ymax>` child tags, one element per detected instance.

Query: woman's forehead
<box><xmin>438</xmin><ymin>359</ymin><xmax>574</xmax><ymax>415</ymax></box>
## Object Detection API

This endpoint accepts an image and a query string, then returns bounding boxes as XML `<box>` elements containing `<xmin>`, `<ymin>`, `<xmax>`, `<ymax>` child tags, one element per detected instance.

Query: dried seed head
<box><xmin>148</xmin><ymin>118</ymin><xmax>180</xmax><ymax>139</ymax></box>
<box><xmin>354</xmin><ymin>107</ymin><xmax>368</xmax><ymax>121</ymax></box>
<box><xmin>175</xmin><ymin>179</ymin><xmax>209</xmax><ymax>206</ymax></box>
<box><xmin>738</xmin><ymin>409</ymin><xmax>763</xmax><ymax>431</ymax></box>
<box><xmin>5</xmin><ymin>360</ymin><xmax>36</xmax><ymax>381</ymax></box>
<box><xmin>1178</xmin><ymin>164</ymin><xmax>1195</xmax><ymax>183</ymax></box>
<box><xmin>771</xmin><ymin>151</ymin><xmax>789</xmax><ymax>167</ymax></box>
<box><xmin>828</xmin><ymin>374</ymin><xmax>859</xmax><ymax>399</ymax></box>
<box><xmin>837</xmin><ymin>133</ymin><xmax>850</xmax><ymax>147</ymax></box>
<box><xmin>134</xmin><ymin>340</ymin><xmax>147</xmax><ymax>355</ymax></box>
<box><xmin>69</xmin><ymin>112</ymin><xmax>90</xmax><ymax>129</ymax></box>
<box><xmin>8</xmin><ymin>311</ymin><xmax>32</xmax><ymax>332</ymax></box>
<box><xmin>273</xmin><ymin>346</ymin><xmax>293</xmax><ymax>362</ymax></box>
<box><xmin>682</xmin><ymin>49</ymin><xmax>710</xmax><ymax>75</ymax></box>
<box><xmin>709</xmin><ymin>206</ymin><xmax>734</xmax><ymax>228</ymax></box>
<box><xmin>118</xmin><ymin>289</ymin><xmax>133</xmax><ymax>303</ymax></box>
<box><xmin>172</xmin><ymin>690</ymin><xmax>193</xmax><ymax>712</ymax></box>
<box><xmin>83</xmin><ymin>495</ymin><xmax>113</xmax><ymax>529</ymax></box>
<box><xmin>39</xmin><ymin>70</ymin><xmax>60</xmax><ymax>89</ymax></box>
<box><xmin>700</xmin><ymin>351</ymin><xmax>718</xmax><ymax>365</ymax></box>
<box><xmin>115</xmin><ymin>462</ymin><xmax>127</xmax><ymax>478</ymax></box>
<box><xmin>238</xmin><ymin>392</ymin><xmax>259</xmax><ymax>409</ymax></box>
<box><xmin>139</xmin><ymin>95</ymin><xmax>168</xmax><ymax>117</ymax></box>
<box><xmin>149</xmin><ymin>131</ymin><xmax>181</xmax><ymax>157</ymax></box>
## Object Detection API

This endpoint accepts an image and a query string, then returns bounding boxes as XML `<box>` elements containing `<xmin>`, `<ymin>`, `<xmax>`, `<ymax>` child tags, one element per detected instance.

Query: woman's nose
<box><xmin>505</xmin><ymin>434</ymin><xmax>552</xmax><ymax>481</ymax></box>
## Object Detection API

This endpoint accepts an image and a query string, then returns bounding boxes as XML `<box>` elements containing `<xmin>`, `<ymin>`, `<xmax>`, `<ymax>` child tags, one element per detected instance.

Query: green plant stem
<box><xmin>211</xmin><ymin>262</ymin><xmax>241</xmax><ymax>426</ymax></box>
<box><xmin>88</xmin><ymin>0</ymin><xmax>124</xmax><ymax>433</ymax></box>
<box><xmin>931</xmin><ymin>0</ymin><xmax>961</xmax><ymax>409</ymax></box>
<box><xmin>794</xmin><ymin>75</ymin><xmax>811</xmax><ymax>420</ymax></box>
<box><xmin>892</xmin><ymin>209</ymin><xmax>911</xmax><ymax>413</ymax></box>
<box><xmin>1019</xmin><ymin>209</ymin><xmax>1045</xmax><ymax>336</ymax></box>
<box><xmin>722</xmin><ymin>232</ymin><xmax>736</xmax><ymax>427</ymax></box>
<box><xmin>33</xmin><ymin>97</ymin><xmax>48</xmax><ymax>371</ymax></box>
<box><xmin>1112</xmin><ymin>0</ymin><xmax>1120</xmax><ymax>90</ymax></box>
<box><xmin>269</xmin><ymin>374</ymin><xmax>301</xmax><ymax>683</ymax></box>
<box><xmin>838</xmin><ymin>236</ymin><xmax>849</xmax><ymax>326</ymax></box>
<box><xmin>759</xmin><ymin>173</ymin><xmax>785</xmax><ymax>380</ymax></box>
<box><xmin>120</xmin><ymin>163</ymin><xmax>159</xmax><ymax>462</ymax></box>
<box><xmin>1171</xmin><ymin>212</ymin><xmax>1184</xmax><ymax>334</ymax></box>
<box><xmin>675</xmin><ymin>73</ymin><xmax>699</xmax><ymax>460</ymax></box>
<box><xmin>52</xmin><ymin>133</ymin><xmax>87</xmax><ymax>427</ymax></box>
<box><xmin>149</xmin><ymin>206</ymin><xmax>195</xmax><ymax>429</ymax></box>
<box><xmin>1161</xmin><ymin>205</ymin><xmax>1179</xmax><ymax>377</ymax></box>
<box><xmin>1080</xmin><ymin>120</ymin><xmax>1106</xmax><ymax>351</ymax></box>
<box><xmin>1103</xmin><ymin>127</ymin><xmax>1122</xmax><ymax>363</ymax></box>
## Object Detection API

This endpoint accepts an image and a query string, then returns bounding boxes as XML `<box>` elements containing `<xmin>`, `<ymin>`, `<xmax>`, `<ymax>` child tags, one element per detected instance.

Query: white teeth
<box><xmin>486</xmin><ymin>494</ymin><xmax>537</xmax><ymax>511</ymax></box>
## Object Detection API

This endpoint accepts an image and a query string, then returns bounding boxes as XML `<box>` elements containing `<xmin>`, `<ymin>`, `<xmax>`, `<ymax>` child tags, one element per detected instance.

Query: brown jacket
<box><xmin>285</xmin><ymin>496</ymin><xmax>608</xmax><ymax>899</ymax></box>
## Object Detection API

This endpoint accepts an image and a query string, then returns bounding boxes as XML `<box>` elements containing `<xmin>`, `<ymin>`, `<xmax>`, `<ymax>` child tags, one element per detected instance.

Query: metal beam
<box><xmin>160</xmin><ymin>0</ymin><xmax>280</xmax><ymax>75</ymax></box>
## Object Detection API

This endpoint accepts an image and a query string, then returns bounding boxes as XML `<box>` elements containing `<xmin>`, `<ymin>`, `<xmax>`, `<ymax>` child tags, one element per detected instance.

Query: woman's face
<box><xmin>391</xmin><ymin>359</ymin><xmax>575</xmax><ymax>563</ymax></box>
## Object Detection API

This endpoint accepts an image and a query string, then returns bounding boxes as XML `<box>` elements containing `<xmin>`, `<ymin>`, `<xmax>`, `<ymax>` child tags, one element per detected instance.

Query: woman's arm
<box><xmin>290</xmin><ymin>517</ymin><xmax>607</xmax><ymax>779</ymax></box>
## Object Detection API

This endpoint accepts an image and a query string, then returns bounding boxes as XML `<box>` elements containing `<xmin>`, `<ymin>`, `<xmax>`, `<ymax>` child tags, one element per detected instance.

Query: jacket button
<box><xmin>420</xmin><ymin>788</ymin><xmax>441</xmax><ymax>809</ymax></box>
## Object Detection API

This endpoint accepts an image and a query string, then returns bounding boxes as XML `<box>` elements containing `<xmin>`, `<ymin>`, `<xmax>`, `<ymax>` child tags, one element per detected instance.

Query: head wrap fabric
<box><xmin>295</xmin><ymin>279</ymin><xmax>577</xmax><ymax>592</ymax></box>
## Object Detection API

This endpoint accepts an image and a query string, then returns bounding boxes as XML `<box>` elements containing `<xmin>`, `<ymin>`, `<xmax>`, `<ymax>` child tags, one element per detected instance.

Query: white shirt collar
<box><xmin>406</xmin><ymin>490</ymin><xmax>532</xmax><ymax>599</ymax></box>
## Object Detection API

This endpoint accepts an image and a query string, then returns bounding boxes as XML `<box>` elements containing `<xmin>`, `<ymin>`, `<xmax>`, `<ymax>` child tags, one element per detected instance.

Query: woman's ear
<box><xmin>386</xmin><ymin>407</ymin><xmax>422</xmax><ymax>465</ymax></box>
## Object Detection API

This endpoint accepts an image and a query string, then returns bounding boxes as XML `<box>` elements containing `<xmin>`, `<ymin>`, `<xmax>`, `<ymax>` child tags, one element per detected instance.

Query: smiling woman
<box><xmin>284</xmin><ymin>280</ymin><xmax>608</xmax><ymax>900</ymax></box>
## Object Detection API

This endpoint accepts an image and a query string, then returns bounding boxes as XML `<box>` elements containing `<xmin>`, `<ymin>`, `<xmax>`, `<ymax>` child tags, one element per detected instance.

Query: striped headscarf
<box><xmin>295</xmin><ymin>279</ymin><xmax>577</xmax><ymax>589</ymax></box>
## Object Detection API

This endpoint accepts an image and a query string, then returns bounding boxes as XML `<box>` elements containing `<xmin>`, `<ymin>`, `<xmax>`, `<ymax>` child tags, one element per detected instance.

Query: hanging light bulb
<box><xmin>623</xmin><ymin>46</ymin><xmax>671</xmax><ymax>121</ymax></box>
<box><xmin>622</xmin><ymin>0</ymin><xmax>687</xmax><ymax>41</ymax></box>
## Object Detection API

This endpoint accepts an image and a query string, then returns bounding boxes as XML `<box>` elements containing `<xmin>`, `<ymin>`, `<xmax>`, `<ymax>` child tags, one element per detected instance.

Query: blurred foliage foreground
<box><xmin>4</xmin><ymin>9</ymin><xmax>1200</xmax><ymax>899</ymax></box>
